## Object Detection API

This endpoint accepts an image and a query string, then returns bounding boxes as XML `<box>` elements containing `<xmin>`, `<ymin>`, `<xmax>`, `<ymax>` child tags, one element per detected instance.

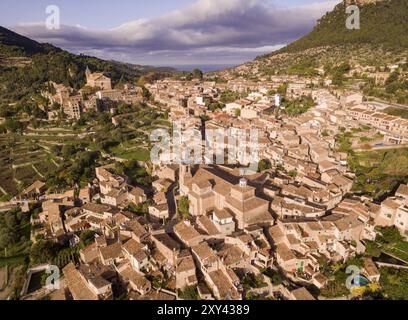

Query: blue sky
<box><xmin>0</xmin><ymin>0</ymin><xmax>334</xmax><ymax>28</ymax></box>
<box><xmin>1</xmin><ymin>0</ymin><xmax>340</xmax><ymax>66</ymax></box>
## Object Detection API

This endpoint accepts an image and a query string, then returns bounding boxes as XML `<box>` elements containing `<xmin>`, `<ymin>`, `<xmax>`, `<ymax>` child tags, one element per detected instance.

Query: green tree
<box><xmin>288</xmin><ymin>170</ymin><xmax>298</xmax><ymax>178</ymax></box>
<box><xmin>277</xmin><ymin>83</ymin><xmax>288</xmax><ymax>97</ymax></box>
<box><xmin>178</xmin><ymin>285</ymin><xmax>199</xmax><ymax>300</ymax></box>
<box><xmin>191</xmin><ymin>69</ymin><xmax>203</xmax><ymax>80</ymax></box>
<box><xmin>0</xmin><ymin>230</ymin><xmax>15</xmax><ymax>249</ymax></box>
<box><xmin>30</xmin><ymin>240</ymin><xmax>59</xmax><ymax>264</ymax></box>
<box><xmin>377</xmin><ymin>227</ymin><xmax>403</xmax><ymax>244</ymax></box>
<box><xmin>207</xmin><ymin>102</ymin><xmax>225</xmax><ymax>112</ymax></box>
<box><xmin>258</xmin><ymin>159</ymin><xmax>272</xmax><ymax>172</ymax></box>
<box><xmin>219</xmin><ymin>90</ymin><xmax>240</xmax><ymax>103</ymax></box>
<box><xmin>79</xmin><ymin>230</ymin><xmax>97</xmax><ymax>246</ymax></box>
<box><xmin>61</xmin><ymin>145</ymin><xmax>77</xmax><ymax>159</ymax></box>
<box><xmin>1</xmin><ymin>119</ymin><xmax>23</xmax><ymax>133</ymax></box>
<box><xmin>178</xmin><ymin>196</ymin><xmax>190</xmax><ymax>220</ymax></box>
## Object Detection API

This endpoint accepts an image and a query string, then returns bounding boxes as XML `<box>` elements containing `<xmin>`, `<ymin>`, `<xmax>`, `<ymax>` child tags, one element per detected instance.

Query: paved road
<box><xmin>354</xmin><ymin>143</ymin><xmax>408</xmax><ymax>152</ymax></box>
<box><xmin>166</xmin><ymin>182</ymin><xmax>177</xmax><ymax>218</ymax></box>
<box><xmin>164</xmin><ymin>183</ymin><xmax>179</xmax><ymax>233</ymax></box>
<box><xmin>366</xmin><ymin>98</ymin><xmax>408</xmax><ymax>110</ymax></box>
<box><xmin>247</xmin><ymin>265</ymin><xmax>275</xmax><ymax>297</ymax></box>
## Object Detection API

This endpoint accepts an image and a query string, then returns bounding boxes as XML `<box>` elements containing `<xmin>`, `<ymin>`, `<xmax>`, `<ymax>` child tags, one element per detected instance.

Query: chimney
<box><xmin>239</xmin><ymin>178</ymin><xmax>248</xmax><ymax>188</ymax></box>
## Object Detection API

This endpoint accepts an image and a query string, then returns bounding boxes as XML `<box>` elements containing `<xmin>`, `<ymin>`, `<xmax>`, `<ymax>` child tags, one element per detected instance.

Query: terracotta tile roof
<box><xmin>382</xmin><ymin>198</ymin><xmax>401</xmax><ymax>210</ymax></box>
<box><xmin>192</xmin><ymin>242</ymin><xmax>218</xmax><ymax>263</ymax></box>
<box><xmin>88</xmin><ymin>276</ymin><xmax>110</xmax><ymax>289</ymax></box>
<box><xmin>397</xmin><ymin>184</ymin><xmax>408</xmax><ymax>197</ymax></box>
<box><xmin>208</xmin><ymin>270</ymin><xmax>239</xmax><ymax>299</ymax></box>
<box><xmin>128</xmin><ymin>220</ymin><xmax>149</xmax><ymax>239</ymax></box>
<box><xmin>130</xmin><ymin>290</ymin><xmax>176</xmax><ymax>301</ymax></box>
<box><xmin>120</xmin><ymin>267</ymin><xmax>151</xmax><ymax>289</ymax></box>
<box><xmin>290</xmin><ymin>287</ymin><xmax>315</xmax><ymax>300</ymax></box>
<box><xmin>268</xmin><ymin>225</ymin><xmax>285</xmax><ymax>244</ymax></box>
<box><xmin>364</xmin><ymin>258</ymin><xmax>380</xmax><ymax>277</ymax></box>
<box><xmin>63</xmin><ymin>263</ymin><xmax>98</xmax><ymax>300</ymax></box>
<box><xmin>82</xmin><ymin>203</ymin><xmax>111</xmax><ymax>215</ymax></box>
<box><xmin>176</xmin><ymin>251</ymin><xmax>196</xmax><ymax>273</ymax></box>
<box><xmin>276</xmin><ymin>243</ymin><xmax>296</xmax><ymax>262</ymax></box>
<box><xmin>22</xmin><ymin>180</ymin><xmax>45</xmax><ymax>194</ymax></box>
<box><xmin>174</xmin><ymin>221</ymin><xmax>201</xmax><ymax>243</ymax></box>
<box><xmin>226</xmin><ymin>195</ymin><xmax>268</xmax><ymax>213</ymax></box>
<box><xmin>152</xmin><ymin>233</ymin><xmax>180</xmax><ymax>251</ymax></box>
<box><xmin>213</xmin><ymin>209</ymin><xmax>233</xmax><ymax>220</ymax></box>
<box><xmin>197</xmin><ymin>216</ymin><xmax>220</xmax><ymax>236</ymax></box>
<box><xmin>333</xmin><ymin>214</ymin><xmax>363</xmax><ymax>232</ymax></box>
<box><xmin>80</xmin><ymin>242</ymin><xmax>99</xmax><ymax>263</ymax></box>
<box><xmin>122</xmin><ymin>239</ymin><xmax>143</xmax><ymax>255</ymax></box>
<box><xmin>99</xmin><ymin>242</ymin><xmax>123</xmax><ymax>261</ymax></box>
<box><xmin>217</xmin><ymin>244</ymin><xmax>247</xmax><ymax>266</ymax></box>
<box><xmin>88</xmin><ymin>72</ymin><xmax>109</xmax><ymax>81</ymax></box>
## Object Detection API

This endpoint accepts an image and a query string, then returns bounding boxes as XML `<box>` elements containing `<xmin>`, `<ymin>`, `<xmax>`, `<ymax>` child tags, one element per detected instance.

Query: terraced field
<box><xmin>0</xmin><ymin>169</ymin><xmax>18</xmax><ymax>195</ymax></box>
<box><xmin>0</xmin><ymin>132</ymin><xmax>67</xmax><ymax>196</ymax></box>
<box><xmin>14</xmin><ymin>166</ymin><xmax>41</xmax><ymax>182</ymax></box>
<box><xmin>0</xmin><ymin>109</ymin><xmax>168</xmax><ymax>196</ymax></box>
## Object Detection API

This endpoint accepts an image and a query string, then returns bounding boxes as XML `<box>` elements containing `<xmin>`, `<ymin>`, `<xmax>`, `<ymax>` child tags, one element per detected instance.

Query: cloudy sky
<box><xmin>0</xmin><ymin>0</ymin><xmax>340</xmax><ymax>69</ymax></box>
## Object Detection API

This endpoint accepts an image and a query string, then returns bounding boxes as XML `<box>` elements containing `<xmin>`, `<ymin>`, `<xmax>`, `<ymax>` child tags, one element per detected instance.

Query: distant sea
<box><xmin>158</xmin><ymin>64</ymin><xmax>236</xmax><ymax>73</ymax></box>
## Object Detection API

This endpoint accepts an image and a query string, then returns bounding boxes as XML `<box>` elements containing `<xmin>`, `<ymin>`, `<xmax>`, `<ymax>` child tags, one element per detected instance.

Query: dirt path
<box><xmin>32</xmin><ymin>165</ymin><xmax>45</xmax><ymax>179</ymax></box>
<box><xmin>354</xmin><ymin>144</ymin><xmax>408</xmax><ymax>152</ymax></box>
<box><xmin>0</xmin><ymin>186</ymin><xmax>7</xmax><ymax>196</ymax></box>
<box><xmin>0</xmin><ymin>267</ymin><xmax>7</xmax><ymax>290</ymax></box>
<box><xmin>0</xmin><ymin>265</ymin><xmax>19</xmax><ymax>300</ymax></box>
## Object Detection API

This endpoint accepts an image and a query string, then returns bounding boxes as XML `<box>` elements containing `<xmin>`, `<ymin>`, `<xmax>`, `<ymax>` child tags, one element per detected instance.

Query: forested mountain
<box><xmin>279</xmin><ymin>0</ymin><xmax>408</xmax><ymax>54</ymax></box>
<box><xmin>0</xmin><ymin>26</ymin><xmax>50</xmax><ymax>56</ymax></box>
<box><xmin>0</xmin><ymin>26</ymin><xmax>175</xmax><ymax>103</ymax></box>
<box><xmin>232</xmin><ymin>0</ymin><xmax>408</xmax><ymax>81</ymax></box>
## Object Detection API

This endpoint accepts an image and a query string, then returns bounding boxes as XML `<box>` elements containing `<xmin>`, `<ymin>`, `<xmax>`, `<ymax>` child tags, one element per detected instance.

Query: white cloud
<box><xmin>11</xmin><ymin>0</ymin><xmax>340</xmax><ymax>65</ymax></box>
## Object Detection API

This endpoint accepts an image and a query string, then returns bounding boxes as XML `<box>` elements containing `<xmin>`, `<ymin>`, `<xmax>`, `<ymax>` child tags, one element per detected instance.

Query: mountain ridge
<box><xmin>0</xmin><ymin>26</ymin><xmax>176</xmax><ymax>103</ymax></box>
<box><xmin>272</xmin><ymin>0</ymin><xmax>408</xmax><ymax>55</ymax></box>
<box><xmin>0</xmin><ymin>26</ymin><xmax>52</xmax><ymax>56</ymax></box>
<box><xmin>214</xmin><ymin>0</ymin><xmax>408</xmax><ymax>78</ymax></box>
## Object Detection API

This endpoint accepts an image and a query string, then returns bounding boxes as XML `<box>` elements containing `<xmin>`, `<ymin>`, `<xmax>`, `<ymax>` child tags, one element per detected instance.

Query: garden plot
<box><xmin>0</xmin><ymin>169</ymin><xmax>18</xmax><ymax>195</ymax></box>
<box><xmin>14</xmin><ymin>165</ymin><xmax>42</xmax><ymax>184</ymax></box>
<box><xmin>33</xmin><ymin>161</ymin><xmax>59</xmax><ymax>177</ymax></box>
<box><xmin>0</xmin><ymin>136</ymin><xmax>62</xmax><ymax>195</ymax></box>
<box><xmin>12</xmin><ymin>152</ymin><xmax>49</xmax><ymax>167</ymax></box>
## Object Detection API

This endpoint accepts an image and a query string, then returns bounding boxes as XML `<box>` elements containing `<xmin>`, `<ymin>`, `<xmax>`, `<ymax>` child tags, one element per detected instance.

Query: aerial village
<box><xmin>5</xmin><ymin>61</ymin><xmax>408</xmax><ymax>301</ymax></box>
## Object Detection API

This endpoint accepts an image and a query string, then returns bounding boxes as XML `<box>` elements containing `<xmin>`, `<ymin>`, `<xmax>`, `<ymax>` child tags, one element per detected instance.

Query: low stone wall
<box><xmin>375</xmin><ymin>262</ymin><xmax>408</xmax><ymax>270</ymax></box>
<box><xmin>20</xmin><ymin>264</ymin><xmax>51</xmax><ymax>296</ymax></box>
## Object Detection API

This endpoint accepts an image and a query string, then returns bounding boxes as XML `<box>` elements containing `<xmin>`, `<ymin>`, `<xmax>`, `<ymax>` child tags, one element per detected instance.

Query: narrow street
<box><xmin>164</xmin><ymin>182</ymin><xmax>179</xmax><ymax>233</ymax></box>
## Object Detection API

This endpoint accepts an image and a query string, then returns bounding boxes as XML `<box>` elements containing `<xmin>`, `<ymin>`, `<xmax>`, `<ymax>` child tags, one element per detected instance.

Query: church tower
<box><xmin>85</xmin><ymin>66</ymin><xmax>91</xmax><ymax>81</ymax></box>
<box><xmin>179</xmin><ymin>163</ymin><xmax>192</xmax><ymax>195</ymax></box>
<box><xmin>239</xmin><ymin>177</ymin><xmax>248</xmax><ymax>188</ymax></box>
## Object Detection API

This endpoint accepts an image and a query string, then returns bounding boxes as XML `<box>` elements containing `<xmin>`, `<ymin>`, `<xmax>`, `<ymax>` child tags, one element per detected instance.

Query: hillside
<box><xmin>0</xmin><ymin>26</ymin><xmax>51</xmax><ymax>56</ymax></box>
<box><xmin>215</xmin><ymin>0</ymin><xmax>407</xmax><ymax>81</ymax></box>
<box><xmin>0</xmin><ymin>26</ymin><xmax>174</xmax><ymax>103</ymax></box>
<box><xmin>279</xmin><ymin>0</ymin><xmax>408</xmax><ymax>54</ymax></box>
